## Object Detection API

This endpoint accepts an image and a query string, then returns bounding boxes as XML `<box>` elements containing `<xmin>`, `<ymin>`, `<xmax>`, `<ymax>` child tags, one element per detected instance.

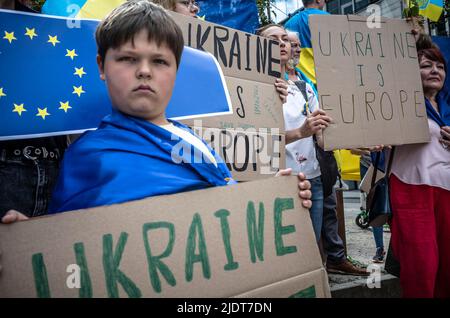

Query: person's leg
<box><xmin>372</xmin><ymin>226</ymin><xmax>385</xmax><ymax>263</ymax></box>
<box><xmin>372</xmin><ymin>227</ymin><xmax>384</xmax><ymax>249</ymax></box>
<box><xmin>390</xmin><ymin>174</ymin><xmax>438</xmax><ymax>298</ymax></box>
<box><xmin>308</xmin><ymin>176</ymin><xmax>324</xmax><ymax>243</ymax></box>
<box><xmin>322</xmin><ymin>188</ymin><xmax>369</xmax><ymax>276</ymax></box>
<box><xmin>433</xmin><ymin>186</ymin><xmax>450</xmax><ymax>298</ymax></box>
<box><xmin>321</xmin><ymin>188</ymin><xmax>346</xmax><ymax>264</ymax></box>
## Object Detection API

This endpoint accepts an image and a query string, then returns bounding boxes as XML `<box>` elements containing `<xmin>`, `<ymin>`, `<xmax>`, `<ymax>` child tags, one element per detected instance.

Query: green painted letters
<box><xmin>142</xmin><ymin>222</ymin><xmax>176</xmax><ymax>293</ymax></box>
<box><xmin>32</xmin><ymin>253</ymin><xmax>51</xmax><ymax>298</ymax></box>
<box><xmin>274</xmin><ymin>198</ymin><xmax>297</xmax><ymax>256</ymax></box>
<box><xmin>214</xmin><ymin>209</ymin><xmax>239</xmax><ymax>271</ymax></box>
<box><xmin>246</xmin><ymin>201</ymin><xmax>265</xmax><ymax>263</ymax></box>
<box><xmin>102</xmin><ymin>232</ymin><xmax>142</xmax><ymax>298</ymax></box>
<box><xmin>185</xmin><ymin>213</ymin><xmax>211</xmax><ymax>282</ymax></box>
<box><xmin>74</xmin><ymin>242</ymin><xmax>92</xmax><ymax>298</ymax></box>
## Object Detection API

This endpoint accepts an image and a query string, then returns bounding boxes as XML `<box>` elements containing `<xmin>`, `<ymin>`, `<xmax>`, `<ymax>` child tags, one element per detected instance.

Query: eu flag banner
<box><xmin>433</xmin><ymin>36</ymin><xmax>450</xmax><ymax>103</ymax></box>
<box><xmin>0</xmin><ymin>10</ymin><xmax>232</xmax><ymax>140</ymax></box>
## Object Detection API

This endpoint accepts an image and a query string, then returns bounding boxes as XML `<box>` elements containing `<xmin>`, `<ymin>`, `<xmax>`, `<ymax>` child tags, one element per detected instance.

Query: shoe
<box><xmin>326</xmin><ymin>259</ymin><xmax>370</xmax><ymax>276</ymax></box>
<box><xmin>372</xmin><ymin>247</ymin><xmax>386</xmax><ymax>263</ymax></box>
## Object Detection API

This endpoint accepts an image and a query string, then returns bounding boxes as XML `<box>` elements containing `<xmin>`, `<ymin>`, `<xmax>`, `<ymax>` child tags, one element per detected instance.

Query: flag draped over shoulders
<box><xmin>49</xmin><ymin>110</ymin><xmax>234</xmax><ymax>213</ymax></box>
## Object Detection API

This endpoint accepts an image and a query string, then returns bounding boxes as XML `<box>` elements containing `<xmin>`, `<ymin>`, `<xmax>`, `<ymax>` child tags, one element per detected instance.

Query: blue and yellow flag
<box><xmin>407</xmin><ymin>0</ymin><xmax>445</xmax><ymax>22</ymax></box>
<box><xmin>284</xmin><ymin>8</ymin><xmax>330</xmax><ymax>85</ymax></box>
<box><xmin>0</xmin><ymin>10</ymin><xmax>232</xmax><ymax>140</ymax></box>
<box><xmin>420</xmin><ymin>0</ymin><xmax>444</xmax><ymax>22</ymax></box>
<box><xmin>42</xmin><ymin>0</ymin><xmax>125</xmax><ymax>19</ymax></box>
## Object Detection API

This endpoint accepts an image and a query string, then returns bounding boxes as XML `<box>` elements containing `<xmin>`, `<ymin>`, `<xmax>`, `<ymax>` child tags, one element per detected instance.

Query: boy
<box><xmin>2</xmin><ymin>0</ymin><xmax>312</xmax><ymax>220</ymax></box>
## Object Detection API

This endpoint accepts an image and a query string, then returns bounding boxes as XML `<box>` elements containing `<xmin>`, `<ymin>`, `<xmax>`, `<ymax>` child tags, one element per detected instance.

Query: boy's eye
<box><xmin>154</xmin><ymin>59</ymin><xmax>168</xmax><ymax>65</ymax></box>
<box><xmin>118</xmin><ymin>56</ymin><xmax>136</xmax><ymax>62</ymax></box>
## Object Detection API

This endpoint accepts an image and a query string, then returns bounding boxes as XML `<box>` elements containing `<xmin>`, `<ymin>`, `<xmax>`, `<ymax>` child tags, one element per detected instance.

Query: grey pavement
<box><xmin>327</xmin><ymin>190</ymin><xmax>400</xmax><ymax>297</ymax></box>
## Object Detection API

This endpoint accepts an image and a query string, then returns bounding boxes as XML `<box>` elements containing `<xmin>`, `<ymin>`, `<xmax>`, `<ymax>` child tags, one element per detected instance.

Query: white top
<box><xmin>283</xmin><ymin>82</ymin><xmax>321</xmax><ymax>179</ymax></box>
<box><xmin>392</xmin><ymin>118</ymin><xmax>450</xmax><ymax>191</ymax></box>
<box><xmin>160</xmin><ymin>123</ymin><xmax>218</xmax><ymax>167</ymax></box>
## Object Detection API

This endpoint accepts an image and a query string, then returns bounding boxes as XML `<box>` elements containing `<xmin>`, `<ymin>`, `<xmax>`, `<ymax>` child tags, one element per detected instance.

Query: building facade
<box><xmin>325</xmin><ymin>0</ymin><xmax>449</xmax><ymax>36</ymax></box>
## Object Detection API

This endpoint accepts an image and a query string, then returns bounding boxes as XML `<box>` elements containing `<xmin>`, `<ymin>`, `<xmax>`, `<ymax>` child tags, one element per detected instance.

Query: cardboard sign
<box><xmin>310</xmin><ymin>15</ymin><xmax>430</xmax><ymax>150</ymax></box>
<box><xmin>174</xmin><ymin>12</ymin><xmax>285</xmax><ymax>181</ymax></box>
<box><xmin>194</xmin><ymin>127</ymin><xmax>285</xmax><ymax>181</ymax></box>
<box><xmin>170</xmin><ymin>11</ymin><xmax>281</xmax><ymax>85</ymax></box>
<box><xmin>182</xmin><ymin>77</ymin><xmax>285</xmax><ymax>132</ymax></box>
<box><xmin>234</xmin><ymin>268</ymin><xmax>330</xmax><ymax>298</ymax></box>
<box><xmin>0</xmin><ymin>177</ymin><xmax>328</xmax><ymax>298</ymax></box>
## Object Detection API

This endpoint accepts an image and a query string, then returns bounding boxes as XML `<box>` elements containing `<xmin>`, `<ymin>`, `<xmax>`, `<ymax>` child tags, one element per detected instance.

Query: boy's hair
<box><xmin>96</xmin><ymin>0</ymin><xmax>184</xmax><ymax>68</ymax></box>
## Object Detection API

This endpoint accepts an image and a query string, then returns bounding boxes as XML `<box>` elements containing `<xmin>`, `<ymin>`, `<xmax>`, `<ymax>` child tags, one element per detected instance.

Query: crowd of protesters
<box><xmin>0</xmin><ymin>0</ymin><xmax>449</xmax><ymax>298</ymax></box>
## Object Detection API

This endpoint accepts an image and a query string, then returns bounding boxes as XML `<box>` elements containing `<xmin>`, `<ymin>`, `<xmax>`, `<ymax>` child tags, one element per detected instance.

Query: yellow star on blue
<box><xmin>13</xmin><ymin>103</ymin><xmax>27</xmax><ymax>116</ymax></box>
<box><xmin>74</xmin><ymin>67</ymin><xmax>86</xmax><ymax>78</ymax></box>
<box><xmin>24</xmin><ymin>27</ymin><xmax>38</xmax><ymax>40</ymax></box>
<box><xmin>73</xmin><ymin>85</ymin><xmax>85</xmax><ymax>97</ymax></box>
<box><xmin>66</xmin><ymin>49</ymin><xmax>78</xmax><ymax>60</ymax></box>
<box><xmin>0</xmin><ymin>87</ymin><xmax>6</xmax><ymax>98</ymax></box>
<box><xmin>47</xmin><ymin>35</ymin><xmax>60</xmax><ymax>46</ymax></box>
<box><xmin>36</xmin><ymin>107</ymin><xmax>50</xmax><ymax>120</ymax></box>
<box><xmin>59</xmin><ymin>101</ymin><xmax>72</xmax><ymax>113</ymax></box>
<box><xmin>3</xmin><ymin>31</ymin><xmax>16</xmax><ymax>43</ymax></box>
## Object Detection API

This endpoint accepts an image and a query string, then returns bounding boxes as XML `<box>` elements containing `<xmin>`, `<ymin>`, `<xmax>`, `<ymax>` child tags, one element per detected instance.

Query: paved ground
<box><xmin>328</xmin><ymin>189</ymin><xmax>393</xmax><ymax>289</ymax></box>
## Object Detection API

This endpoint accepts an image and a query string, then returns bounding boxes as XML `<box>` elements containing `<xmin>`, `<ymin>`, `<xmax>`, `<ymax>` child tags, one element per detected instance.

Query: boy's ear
<box><xmin>96</xmin><ymin>55</ymin><xmax>105</xmax><ymax>81</ymax></box>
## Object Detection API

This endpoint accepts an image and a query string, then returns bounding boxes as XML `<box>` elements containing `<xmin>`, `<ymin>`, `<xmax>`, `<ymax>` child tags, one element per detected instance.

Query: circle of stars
<box><xmin>1</xmin><ymin>26</ymin><xmax>87</xmax><ymax>120</ymax></box>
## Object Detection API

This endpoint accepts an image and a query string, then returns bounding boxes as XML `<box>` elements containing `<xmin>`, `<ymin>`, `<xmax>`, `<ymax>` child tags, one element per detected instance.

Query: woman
<box><xmin>256</xmin><ymin>24</ymin><xmax>332</xmax><ymax>242</ymax></box>
<box><xmin>389</xmin><ymin>36</ymin><xmax>450</xmax><ymax>297</ymax></box>
<box><xmin>151</xmin><ymin>0</ymin><xmax>199</xmax><ymax>17</ymax></box>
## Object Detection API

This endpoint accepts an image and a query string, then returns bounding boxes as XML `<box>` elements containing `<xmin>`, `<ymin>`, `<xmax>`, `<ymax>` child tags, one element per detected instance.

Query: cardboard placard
<box><xmin>310</xmin><ymin>15</ymin><xmax>430</xmax><ymax>150</ymax></box>
<box><xmin>181</xmin><ymin>76</ymin><xmax>285</xmax><ymax>133</ymax></box>
<box><xmin>0</xmin><ymin>177</ymin><xmax>325</xmax><ymax>298</ymax></box>
<box><xmin>169</xmin><ymin>11</ymin><xmax>281</xmax><ymax>85</ymax></box>
<box><xmin>233</xmin><ymin>268</ymin><xmax>331</xmax><ymax>298</ymax></box>
<box><xmin>194</xmin><ymin>127</ymin><xmax>285</xmax><ymax>181</ymax></box>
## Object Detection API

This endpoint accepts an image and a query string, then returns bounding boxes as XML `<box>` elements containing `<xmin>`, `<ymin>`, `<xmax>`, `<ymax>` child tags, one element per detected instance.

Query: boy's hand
<box><xmin>275</xmin><ymin>169</ymin><xmax>312</xmax><ymax>209</ymax></box>
<box><xmin>274</xmin><ymin>79</ymin><xmax>288</xmax><ymax>103</ymax></box>
<box><xmin>1</xmin><ymin>210</ymin><xmax>29</xmax><ymax>224</ymax></box>
<box><xmin>299</xmin><ymin>109</ymin><xmax>332</xmax><ymax>139</ymax></box>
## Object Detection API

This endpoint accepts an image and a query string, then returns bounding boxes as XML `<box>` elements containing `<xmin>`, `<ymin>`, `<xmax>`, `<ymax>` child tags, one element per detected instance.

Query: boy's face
<box><xmin>97</xmin><ymin>29</ymin><xmax>177</xmax><ymax>125</ymax></box>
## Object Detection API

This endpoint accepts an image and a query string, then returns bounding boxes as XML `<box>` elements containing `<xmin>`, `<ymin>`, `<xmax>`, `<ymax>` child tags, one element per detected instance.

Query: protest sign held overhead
<box><xmin>310</xmin><ymin>15</ymin><xmax>430</xmax><ymax>150</ymax></box>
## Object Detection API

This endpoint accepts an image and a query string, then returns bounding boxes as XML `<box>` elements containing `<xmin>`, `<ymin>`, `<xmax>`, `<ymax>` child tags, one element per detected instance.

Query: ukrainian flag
<box><xmin>407</xmin><ymin>0</ymin><xmax>445</xmax><ymax>22</ymax></box>
<box><xmin>419</xmin><ymin>0</ymin><xmax>444</xmax><ymax>22</ymax></box>
<box><xmin>42</xmin><ymin>0</ymin><xmax>125</xmax><ymax>19</ymax></box>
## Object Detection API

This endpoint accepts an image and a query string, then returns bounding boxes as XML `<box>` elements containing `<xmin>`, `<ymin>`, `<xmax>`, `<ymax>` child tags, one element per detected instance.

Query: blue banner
<box><xmin>432</xmin><ymin>36</ymin><xmax>450</xmax><ymax>103</ymax></box>
<box><xmin>0</xmin><ymin>10</ymin><xmax>231</xmax><ymax>140</ymax></box>
<box><xmin>198</xmin><ymin>0</ymin><xmax>260</xmax><ymax>33</ymax></box>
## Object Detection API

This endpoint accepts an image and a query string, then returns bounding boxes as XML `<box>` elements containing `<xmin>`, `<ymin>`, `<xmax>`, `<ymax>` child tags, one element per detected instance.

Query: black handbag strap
<box><xmin>370</xmin><ymin>147</ymin><xmax>396</xmax><ymax>187</ymax></box>
<box><xmin>371</xmin><ymin>152</ymin><xmax>381</xmax><ymax>187</ymax></box>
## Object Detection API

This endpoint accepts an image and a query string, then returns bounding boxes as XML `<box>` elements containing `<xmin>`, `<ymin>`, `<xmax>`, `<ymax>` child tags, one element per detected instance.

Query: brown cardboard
<box><xmin>233</xmin><ymin>268</ymin><xmax>331</xmax><ymax>298</ymax></box>
<box><xmin>169</xmin><ymin>11</ymin><xmax>281</xmax><ymax>84</ymax></box>
<box><xmin>194</xmin><ymin>127</ymin><xmax>285</xmax><ymax>181</ymax></box>
<box><xmin>310</xmin><ymin>15</ymin><xmax>430</xmax><ymax>150</ymax></box>
<box><xmin>0</xmin><ymin>176</ymin><xmax>324</xmax><ymax>298</ymax></box>
<box><xmin>181</xmin><ymin>76</ymin><xmax>285</xmax><ymax>133</ymax></box>
<box><xmin>169</xmin><ymin>13</ymin><xmax>286</xmax><ymax>181</ymax></box>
